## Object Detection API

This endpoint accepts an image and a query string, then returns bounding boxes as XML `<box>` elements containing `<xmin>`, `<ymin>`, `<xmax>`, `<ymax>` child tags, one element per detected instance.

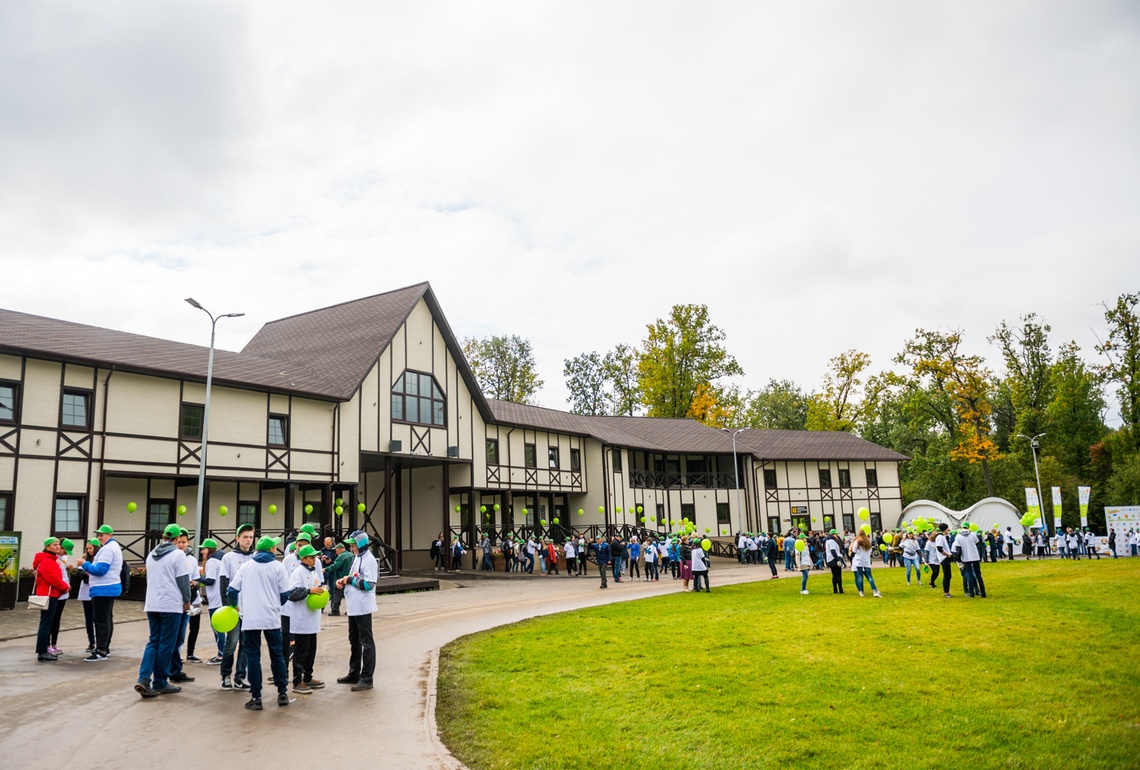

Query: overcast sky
<box><xmin>2</xmin><ymin>1</ymin><xmax>1137</xmax><ymax>423</ymax></box>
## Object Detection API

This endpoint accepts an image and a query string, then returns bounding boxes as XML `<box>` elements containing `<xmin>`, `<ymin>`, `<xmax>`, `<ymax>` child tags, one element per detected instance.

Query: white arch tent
<box><xmin>899</xmin><ymin>497</ymin><xmax>1026</xmax><ymax>537</ymax></box>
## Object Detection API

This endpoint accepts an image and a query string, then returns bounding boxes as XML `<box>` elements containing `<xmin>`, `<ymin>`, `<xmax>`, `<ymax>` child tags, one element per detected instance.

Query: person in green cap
<box><xmin>32</xmin><ymin>538</ymin><xmax>70</xmax><ymax>661</ymax></box>
<box><xmin>226</xmin><ymin>535</ymin><xmax>291</xmax><ymax>711</ymax></box>
<box><xmin>219</xmin><ymin>523</ymin><xmax>256</xmax><ymax>690</ymax></box>
<box><xmin>324</xmin><ymin>540</ymin><xmax>352</xmax><ymax>616</ymax></box>
<box><xmin>198</xmin><ymin>538</ymin><xmax>225</xmax><ymax>664</ymax></box>
<box><xmin>135</xmin><ymin>523</ymin><xmax>191</xmax><ymax>698</ymax></box>
<box><xmin>47</xmin><ymin>538</ymin><xmax>74</xmax><ymax>656</ymax></box>
<box><xmin>78</xmin><ymin>539</ymin><xmax>101</xmax><ymax>653</ymax></box>
<box><xmin>825</xmin><ymin>529</ymin><xmax>845</xmax><ymax>594</ymax></box>
<box><xmin>287</xmin><ymin>544</ymin><xmax>327</xmax><ymax>693</ymax></box>
<box><xmin>76</xmin><ymin>524</ymin><xmax>124</xmax><ymax>662</ymax></box>
<box><xmin>280</xmin><ymin>531</ymin><xmax>316</xmax><ymax>658</ymax></box>
<box><xmin>167</xmin><ymin>528</ymin><xmax>197</xmax><ymax>683</ymax></box>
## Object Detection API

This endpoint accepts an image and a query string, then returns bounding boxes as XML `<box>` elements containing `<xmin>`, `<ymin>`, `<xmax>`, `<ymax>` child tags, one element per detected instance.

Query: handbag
<box><xmin>28</xmin><ymin>594</ymin><xmax>50</xmax><ymax>610</ymax></box>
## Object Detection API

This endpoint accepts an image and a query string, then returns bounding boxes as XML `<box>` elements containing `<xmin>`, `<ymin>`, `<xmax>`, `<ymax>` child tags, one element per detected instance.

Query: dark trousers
<box><xmin>242</xmin><ymin>628</ymin><xmax>287</xmax><ymax>700</ymax></box>
<box><xmin>281</xmin><ymin>615</ymin><xmax>291</xmax><ymax>658</ymax></box>
<box><xmin>692</xmin><ymin>570</ymin><xmax>710</xmax><ymax>592</ymax></box>
<box><xmin>35</xmin><ymin>598</ymin><xmax>59</xmax><ymax>654</ymax></box>
<box><xmin>91</xmin><ymin>595</ymin><xmax>115</xmax><ymax>654</ymax></box>
<box><xmin>222</xmin><ymin>621</ymin><xmax>247</xmax><ymax>682</ymax></box>
<box><xmin>49</xmin><ymin>598</ymin><xmax>67</xmax><ymax>646</ymax></box>
<box><xmin>579</xmin><ymin>555</ymin><xmax>589</xmax><ymax>575</ymax></box>
<box><xmin>830</xmin><ymin>563</ymin><xmax>844</xmax><ymax>593</ymax></box>
<box><xmin>347</xmin><ymin>614</ymin><xmax>376</xmax><ymax>683</ymax></box>
<box><xmin>187</xmin><ymin>612</ymin><xmax>201</xmax><ymax>655</ymax></box>
<box><xmin>292</xmin><ymin>632</ymin><xmax>318</xmax><ymax>684</ymax></box>
<box><xmin>138</xmin><ymin>611</ymin><xmax>181</xmax><ymax>688</ymax></box>
<box><xmin>961</xmin><ymin>561</ymin><xmax>987</xmax><ymax>597</ymax></box>
<box><xmin>81</xmin><ymin>599</ymin><xmax>95</xmax><ymax>646</ymax></box>
<box><xmin>930</xmin><ymin>561</ymin><xmax>953</xmax><ymax>593</ymax></box>
<box><xmin>169</xmin><ymin>612</ymin><xmax>189</xmax><ymax>675</ymax></box>
<box><xmin>768</xmin><ymin>557</ymin><xmax>779</xmax><ymax>577</ymax></box>
<box><xmin>598</xmin><ymin>561</ymin><xmax>609</xmax><ymax>588</ymax></box>
<box><xmin>1007</xmin><ymin>543</ymin><xmax>1015</xmax><ymax>560</ymax></box>
<box><xmin>330</xmin><ymin>583</ymin><xmax>344</xmax><ymax>613</ymax></box>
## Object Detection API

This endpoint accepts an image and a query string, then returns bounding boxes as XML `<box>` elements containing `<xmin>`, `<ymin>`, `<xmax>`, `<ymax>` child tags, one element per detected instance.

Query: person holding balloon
<box><xmin>199</xmin><ymin>538</ymin><xmax>224</xmax><ymax>663</ymax></box>
<box><xmin>226</xmin><ymin>535</ymin><xmax>291</xmax><ymax>710</ymax></box>
<box><xmin>825</xmin><ymin>529</ymin><xmax>845</xmax><ymax>594</ymax></box>
<box><xmin>218</xmin><ymin>523</ymin><xmax>256</xmax><ymax>690</ymax></box>
<box><xmin>795</xmin><ymin>536</ymin><xmax>811</xmax><ymax>594</ymax></box>
<box><xmin>691</xmin><ymin>538</ymin><xmax>711</xmax><ymax>593</ymax></box>
<box><xmin>287</xmin><ymin>544</ymin><xmax>328</xmax><ymax>694</ymax></box>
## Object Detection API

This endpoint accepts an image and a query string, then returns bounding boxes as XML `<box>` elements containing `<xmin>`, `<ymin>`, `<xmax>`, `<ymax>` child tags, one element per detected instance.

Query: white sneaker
<box><xmin>800</xmin><ymin>590</ymin><xmax>809</xmax><ymax>595</ymax></box>
<box><xmin>859</xmin><ymin>591</ymin><xmax>864</xmax><ymax>596</ymax></box>
<box><xmin>872</xmin><ymin>590</ymin><xmax>882</xmax><ymax>598</ymax></box>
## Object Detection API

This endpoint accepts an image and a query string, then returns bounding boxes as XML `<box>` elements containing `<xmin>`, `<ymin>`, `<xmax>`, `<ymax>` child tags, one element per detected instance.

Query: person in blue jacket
<box><xmin>592</xmin><ymin>537</ymin><xmax>610</xmax><ymax>589</ymax></box>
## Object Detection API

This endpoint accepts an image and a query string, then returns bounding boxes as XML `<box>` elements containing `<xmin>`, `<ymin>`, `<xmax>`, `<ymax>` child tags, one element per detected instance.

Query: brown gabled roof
<box><xmin>489</xmin><ymin>401</ymin><xmax>907</xmax><ymax>461</ymax></box>
<box><xmin>0</xmin><ymin>307</ymin><xmax>335</xmax><ymax>398</ymax></box>
<box><xmin>244</xmin><ymin>283</ymin><xmax>494</xmax><ymax>420</ymax></box>
<box><xmin>737</xmin><ymin>429</ymin><xmax>910</xmax><ymax>462</ymax></box>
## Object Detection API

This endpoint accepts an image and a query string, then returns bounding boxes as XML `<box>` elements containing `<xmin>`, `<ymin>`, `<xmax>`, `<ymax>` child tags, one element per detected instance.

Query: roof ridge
<box><xmin>258</xmin><ymin>281</ymin><xmax>430</xmax><ymax>326</ymax></box>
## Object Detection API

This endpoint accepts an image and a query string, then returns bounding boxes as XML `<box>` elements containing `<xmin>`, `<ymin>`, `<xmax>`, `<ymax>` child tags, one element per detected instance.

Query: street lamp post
<box><xmin>722</xmin><ymin>428</ymin><xmax>745</xmax><ymax>536</ymax></box>
<box><xmin>185</xmin><ymin>299</ymin><xmax>244</xmax><ymax>546</ymax></box>
<box><xmin>1017</xmin><ymin>432</ymin><xmax>1047</xmax><ymax>536</ymax></box>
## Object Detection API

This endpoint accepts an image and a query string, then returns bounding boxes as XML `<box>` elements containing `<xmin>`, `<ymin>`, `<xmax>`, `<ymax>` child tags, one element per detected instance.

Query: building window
<box><xmin>763</xmin><ymin>468</ymin><xmax>777</xmax><ymax>487</ymax></box>
<box><xmin>680</xmin><ymin>503</ymin><xmax>695</xmax><ymax>524</ymax></box>
<box><xmin>238</xmin><ymin>502</ymin><xmax>258</xmax><ymax>529</ymax></box>
<box><xmin>870</xmin><ymin>513</ymin><xmax>882</xmax><ymax>532</ymax></box>
<box><xmin>53</xmin><ymin>496</ymin><xmax>84</xmax><ymax>536</ymax></box>
<box><xmin>570</xmin><ymin>448</ymin><xmax>581</xmax><ymax>472</ymax></box>
<box><xmin>548</xmin><ymin>447</ymin><xmax>560</xmax><ymax>469</ymax></box>
<box><xmin>866</xmin><ymin>468</ymin><xmax>878</xmax><ymax>487</ymax></box>
<box><xmin>656</xmin><ymin>504</ymin><xmax>665</xmax><ymax>524</ymax></box>
<box><xmin>486</xmin><ymin>439</ymin><xmax>499</xmax><ymax>465</ymax></box>
<box><xmin>838</xmin><ymin>469</ymin><xmax>851</xmax><ymax>488</ymax></box>
<box><xmin>180</xmin><ymin>403</ymin><xmax>204</xmax><ymax>440</ymax></box>
<box><xmin>61</xmin><ymin>389</ymin><xmax>92</xmax><ymax>429</ymax></box>
<box><xmin>392</xmin><ymin>370</ymin><xmax>446</xmax><ymax>428</ymax></box>
<box><xmin>716</xmin><ymin>502</ymin><xmax>731</xmax><ymax>526</ymax></box>
<box><xmin>0</xmin><ymin>381</ymin><xmax>19</xmax><ymax>423</ymax></box>
<box><xmin>0</xmin><ymin>492</ymin><xmax>12</xmax><ymax>530</ymax></box>
<box><xmin>147</xmin><ymin>500</ymin><xmax>173</xmax><ymax>532</ymax></box>
<box><xmin>843</xmin><ymin>513</ymin><xmax>855</xmax><ymax>532</ymax></box>
<box><xmin>268</xmin><ymin>414</ymin><xmax>289</xmax><ymax>446</ymax></box>
<box><xmin>611</xmin><ymin>448</ymin><xmax>623</xmax><ymax>472</ymax></box>
<box><xmin>818</xmin><ymin>469</ymin><xmax>832</xmax><ymax>489</ymax></box>
<box><xmin>767</xmin><ymin>516</ymin><xmax>781</xmax><ymax>535</ymax></box>
<box><xmin>302</xmin><ymin>501</ymin><xmax>322</xmax><ymax>524</ymax></box>
<box><xmin>524</xmin><ymin>443</ymin><xmax>537</xmax><ymax>468</ymax></box>
<box><xmin>823</xmin><ymin>514</ymin><xmax>835</xmax><ymax>530</ymax></box>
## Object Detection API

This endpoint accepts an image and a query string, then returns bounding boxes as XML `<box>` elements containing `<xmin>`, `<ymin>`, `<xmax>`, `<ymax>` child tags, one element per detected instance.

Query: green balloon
<box><xmin>636</xmin><ymin>506</ymin><xmax>643</xmax><ymax>514</ymax></box>
<box><xmin>177</xmin><ymin>505</ymin><xmax>187</xmax><ymax>516</ymax></box>
<box><xmin>795</xmin><ymin>540</ymin><xmax>806</xmax><ymax>552</ymax></box>
<box><xmin>598</xmin><ymin>506</ymin><xmax>605</xmax><ymax>514</ymax></box>
<box><xmin>218</xmin><ymin>505</ymin><xmax>228</xmax><ymax>516</ymax></box>
<box><xmin>701</xmin><ymin>539</ymin><xmax>712</xmax><ymax>550</ymax></box>
<box><xmin>268</xmin><ymin>504</ymin><xmax>278</xmax><ymax>515</ymax></box>
<box><xmin>480</xmin><ymin>505</ymin><xmax>487</xmax><ymax>513</ymax></box>
<box><xmin>306</xmin><ymin>590</ymin><xmax>330</xmax><ymax>610</ymax></box>
<box><xmin>553</xmin><ymin>518</ymin><xmax>559</xmax><ymax>525</ymax></box>
<box><xmin>577</xmin><ymin>509</ymin><xmax>584</xmax><ymax>516</ymax></box>
<box><xmin>521</xmin><ymin>508</ymin><xmax>528</xmax><ymax>515</ymax></box>
<box><xmin>335</xmin><ymin>505</ymin><xmax>344</xmax><ymax>516</ymax></box>
<box><xmin>357</xmin><ymin>503</ymin><xmax>366</xmax><ymax>513</ymax></box>
<box><xmin>640</xmin><ymin>517</ymin><xmax>646</xmax><ymax>523</ymax></box>
<box><xmin>455</xmin><ymin>505</ymin><xmax>461</xmax><ymax>512</ymax></box>
<box><xmin>126</xmin><ymin>501</ymin><xmax>138</xmax><ymax>513</ymax></box>
<box><xmin>211</xmin><ymin>606</ymin><xmax>239</xmax><ymax>633</ymax></box>
<box><xmin>304</xmin><ymin>504</ymin><xmax>313</xmax><ymax>515</ymax></box>
<box><xmin>539</xmin><ymin>519</ymin><xmax>547</xmax><ymax>526</ymax></box>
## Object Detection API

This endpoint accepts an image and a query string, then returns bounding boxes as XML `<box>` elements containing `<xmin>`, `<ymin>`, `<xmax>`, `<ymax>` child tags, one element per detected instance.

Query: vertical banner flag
<box><xmin>1078</xmin><ymin>486</ymin><xmax>1090</xmax><ymax>528</ymax></box>
<box><xmin>1051</xmin><ymin>487</ymin><xmax>1063</xmax><ymax>529</ymax></box>
<box><xmin>1025</xmin><ymin>487</ymin><xmax>1042</xmax><ymax>528</ymax></box>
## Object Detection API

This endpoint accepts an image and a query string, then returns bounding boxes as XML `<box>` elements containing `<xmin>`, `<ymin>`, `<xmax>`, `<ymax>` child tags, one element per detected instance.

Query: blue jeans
<box><xmin>961</xmin><ymin>561</ymin><xmax>986</xmax><ymax>597</ymax></box>
<box><xmin>784</xmin><ymin>551</ymin><xmax>794</xmax><ymax>570</ymax></box>
<box><xmin>904</xmin><ymin>557</ymin><xmax>921</xmax><ymax>583</ymax></box>
<box><xmin>169</xmin><ymin>612</ymin><xmax>190</xmax><ymax>675</ymax></box>
<box><xmin>800</xmin><ymin>569</ymin><xmax>810</xmax><ymax>591</ymax></box>
<box><xmin>138</xmin><ymin>611</ymin><xmax>182</xmax><ymax>688</ymax></box>
<box><xmin>242</xmin><ymin>628</ymin><xmax>288</xmax><ymax>700</ymax></box>
<box><xmin>853</xmin><ymin>567</ymin><xmax>878</xmax><ymax>594</ymax></box>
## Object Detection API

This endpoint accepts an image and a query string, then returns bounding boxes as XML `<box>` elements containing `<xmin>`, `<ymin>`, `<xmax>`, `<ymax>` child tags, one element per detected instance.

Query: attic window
<box><xmin>392</xmin><ymin>370</ymin><xmax>446</xmax><ymax>427</ymax></box>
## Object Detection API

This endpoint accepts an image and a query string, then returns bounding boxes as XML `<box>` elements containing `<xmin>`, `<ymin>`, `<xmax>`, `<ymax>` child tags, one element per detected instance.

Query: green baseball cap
<box><xmin>295</xmin><ymin>531</ymin><xmax>312</xmax><ymax>542</ymax></box>
<box><xmin>163</xmin><ymin>523</ymin><xmax>183</xmax><ymax>539</ymax></box>
<box><xmin>178</xmin><ymin>527</ymin><xmax>189</xmax><ymax>538</ymax></box>
<box><xmin>236</xmin><ymin>523</ymin><xmax>255</xmax><ymax>536</ymax></box>
<box><xmin>297</xmin><ymin>544</ymin><xmax>319</xmax><ymax>559</ymax></box>
<box><xmin>200</xmin><ymin>538</ymin><xmax>219</xmax><ymax>549</ymax></box>
<box><xmin>43</xmin><ymin>537</ymin><xmax>60</xmax><ymax>548</ymax></box>
<box><xmin>60</xmin><ymin>538</ymin><xmax>75</xmax><ymax>554</ymax></box>
<box><xmin>300</xmin><ymin>523</ymin><xmax>317</xmax><ymax>535</ymax></box>
<box><xmin>87</xmin><ymin>538</ymin><xmax>100</xmax><ymax>548</ymax></box>
<box><xmin>256</xmin><ymin>536</ymin><xmax>282</xmax><ymax>552</ymax></box>
<box><xmin>334</xmin><ymin>541</ymin><xmax>346</xmax><ymax>549</ymax></box>
<box><xmin>96</xmin><ymin>525</ymin><xmax>114</xmax><ymax>535</ymax></box>
<box><xmin>829</xmin><ymin>529</ymin><xmax>838</xmax><ymax>534</ymax></box>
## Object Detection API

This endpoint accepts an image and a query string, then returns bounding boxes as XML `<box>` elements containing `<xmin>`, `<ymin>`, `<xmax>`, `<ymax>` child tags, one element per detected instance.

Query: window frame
<box><xmin>180</xmin><ymin>402</ymin><xmax>204</xmax><ymax>441</ymax></box>
<box><xmin>843</xmin><ymin>513</ymin><xmax>855</xmax><ymax>532</ymax></box>
<box><xmin>486</xmin><ymin>438</ymin><xmax>500</xmax><ymax>466</ymax></box>
<box><xmin>680</xmin><ymin>503</ymin><xmax>695</xmax><ymax>523</ymax></box>
<box><xmin>267</xmin><ymin>414</ymin><xmax>289</xmax><ymax>447</ymax></box>
<box><xmin>237</xmin><ymin>501</ymin><xmax>259</xmax><ymax>530</ymax></box>
<box><xmin>838</xmin><ymin>468</ymin><xmax>851</xmax><ymax>488</ymax></box>
<box><xmin>818</xmin><ymin>468</ymin><xmax>832</xmax><ymax>489</ymax></box>
<box><xmin>548</xmin><ymin>446</ymin><xmax>560</xmax><ymax>470</ymax></box>
<box><xmin>0</xmin><ymin>491</ymin><xmax>12</xmax><ymax>530</ymax></box>
<box><xmin>865</xmin><ymin>468</ymin><xmax>879</xmax><ymax>487</ymax></box>
<box><xmin>716</xmin><ymin>502</ymin><xmax>731</xmax><ymax>526</ymax></box>
<box><xmin>763</xmin><ymin>468</ymin><xmax>777</xmax><ymax>487</ymax></box>
<box><xmin>60</xmin><ymin>388</ymin><xmax>93</xmax><ymax>430</ymax></box>
<box><xmin>524</xmin><ymin>443</ymin><xmax>537</xmax><ymax>469</ymax></box>
<box><xmin>53</xmin><ymin>495</ymin><xmax>86</xmax><ymax>538</ymax></box>
<box><xmin>0</xmin><ymin>380</ymin><xmax>20</xmax><ymax>424</ymax></box>
<box><xmin>569</xmin><ymin>448</ymin><xmax>581</xmax><ymax>472</ymax></box>
<box><xmin>391</xmin><ymin>369</ymin><xmax>447</xmax><ymax>429</ymax></box>
<box><xmin>147</xmin><ymin>499</ymin><xmax>175</xmax><ymax>532</ymax></box>
<box><xmin>611</xmin><ymin>447</ymin><xmax>623</xmax><ymax>472</ymax></box>
<box><xmin>767</xmin><ymin>516</ymin><xmax>781</xmax><ymax>535</ymax></box>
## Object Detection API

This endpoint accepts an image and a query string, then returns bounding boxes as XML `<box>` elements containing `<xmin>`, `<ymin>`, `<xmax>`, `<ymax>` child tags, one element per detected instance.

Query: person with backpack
<box><xmin>825</xmin><ymin>529</ymin><xmax>845</xmax><ymax>594</ymax></box>
<box><xmin>76</xmin><ymin>523</ymin><xmax>123</xmax><ymax>662</ymax></box>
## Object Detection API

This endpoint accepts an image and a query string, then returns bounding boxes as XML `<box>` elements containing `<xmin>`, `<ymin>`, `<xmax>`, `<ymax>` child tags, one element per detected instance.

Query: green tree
<box><xmin>637</xmin><ymin>304</ymin><xmax>743</xmax><ymax>418</ymax></box>
<box><xmin>741</xmin><ymin>379</ymin><xmax>809</xmax><ymax>430</ymax></box>
<box><xmin>805</xmin><ymin>349</ymin><xmax>871</xmax><ymax>432</ymax></box>
<box><xmin>1044</xmin><ymin>342</ymin><xmax>1107</xmax><ymax>477</ymax></box>
<box><xmin>1096</xmin><ymin>291</ymin><xmax>1140</xmax><ymax>431</ymax></box>
<box><xmin>462</xmin><ymin>335</ymin><xmax>544</xmax><ymax>404</ymax></box>
<box><xmin>563</xmin><ymin>352</ymin><xmax>607</xmax><ymax>415</ymax></box>
<box><xmin>602</xmin><ymin>344</ymin><xmax>642</xmax><ymax>417</ymax></box>
<box><xmin>990</xmin><ymin>313</ymin><xmax>1054</xmax><ymax>443</ymax></box>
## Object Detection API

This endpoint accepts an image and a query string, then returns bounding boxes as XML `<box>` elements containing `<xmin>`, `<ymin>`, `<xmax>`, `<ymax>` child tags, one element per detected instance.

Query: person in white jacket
<box><xmin>227</xmin><ymin>535</ymin><xmax>290</xmax><ymax>711</ymax></box>
<box><xmin>287</xmin><ymin>544</ymin><xmax>328</xmax><ymax>694</ymax></box>
<box><xmin>336</xmin><ymin>530</ymin><xmax>378</xmax><ymax>691</ymax></box>
<box><xmin>797</xmin><ymin>537</ymin><xmax>812</xmax><ymax>595</ymax></box>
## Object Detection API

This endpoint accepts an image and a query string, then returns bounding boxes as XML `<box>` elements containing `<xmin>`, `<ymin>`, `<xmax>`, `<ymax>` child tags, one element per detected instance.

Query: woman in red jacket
<box><xmin>33</xmin><ymin>538</ymin><xmax>71</xmax><ymax>661</ymax></box>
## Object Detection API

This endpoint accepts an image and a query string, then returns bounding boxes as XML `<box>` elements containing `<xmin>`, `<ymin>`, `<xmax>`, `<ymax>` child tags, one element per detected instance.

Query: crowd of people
<box><xmin>30</xmin><ymin>522</ymin><xmax>380</xmax><ymax>711</ymax></box>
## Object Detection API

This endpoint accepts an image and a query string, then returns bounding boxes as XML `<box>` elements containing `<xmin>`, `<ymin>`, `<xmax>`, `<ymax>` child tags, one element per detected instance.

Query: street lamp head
<box><xmin>184</xmin><ymin>297</ymin><xmax>204</xmax><ymax>310</ymax></box>
<box><xmin>223</xmin><ymin>312</ymin><xmax>245</xmax><ymax>318</ymax></box>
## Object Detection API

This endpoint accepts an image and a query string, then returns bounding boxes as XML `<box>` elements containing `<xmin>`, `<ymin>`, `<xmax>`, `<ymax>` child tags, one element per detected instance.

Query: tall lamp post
<box><xmin>185</xmin><ymin>299</ymin><xmax>244</xmax><ymax>546</ymax></box>
<box><xmin>722</xmin><ymin>428</ymin><xmax>745</xmax><ymax>535</ymax></box>
<box><xmin>1017</xmin><ymin>432</ymin><xmax>1047</xmax><ymax>535</ymax></box>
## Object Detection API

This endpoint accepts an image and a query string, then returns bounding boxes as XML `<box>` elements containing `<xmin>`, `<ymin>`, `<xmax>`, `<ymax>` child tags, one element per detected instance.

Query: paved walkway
<box><xmin>0</xmin><ymin>560</ymin><xmax>790</xmax><ymax>769</ymax></box>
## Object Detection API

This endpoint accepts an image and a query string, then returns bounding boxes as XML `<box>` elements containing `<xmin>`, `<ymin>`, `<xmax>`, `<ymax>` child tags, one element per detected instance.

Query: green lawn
<box><xmin>438</xmin><ymin>559</ymin><xmax>1140</xmax><ymax>770</ymax></box>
